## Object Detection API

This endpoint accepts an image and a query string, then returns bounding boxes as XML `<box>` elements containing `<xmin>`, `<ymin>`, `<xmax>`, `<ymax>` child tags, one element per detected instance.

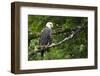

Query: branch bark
<box><xmin>29</xmin><ymin>25</ymin><xmax>84</xmax><ymax>56</ymax></box>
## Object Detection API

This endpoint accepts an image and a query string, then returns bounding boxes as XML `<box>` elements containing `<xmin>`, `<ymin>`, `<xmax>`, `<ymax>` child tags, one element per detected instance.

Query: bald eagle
<box><xmin>39</xmin><ymin>22</ymin><xmax>53</xmax><ymax>57</ymax></box>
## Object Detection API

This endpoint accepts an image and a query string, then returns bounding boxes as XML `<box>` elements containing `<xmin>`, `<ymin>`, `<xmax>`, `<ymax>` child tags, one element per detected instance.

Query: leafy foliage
<box><xmin>28</xmin><ymin>15</ymin><xmax>88</xmax><ymax>60</ymax></box>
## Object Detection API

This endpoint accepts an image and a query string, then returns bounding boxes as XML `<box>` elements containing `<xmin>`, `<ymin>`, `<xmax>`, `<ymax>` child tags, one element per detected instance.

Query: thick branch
<box><xmin>29</xmin><ymin>26</ymin><xmax>82</xmax><ymax>56</ymax></box>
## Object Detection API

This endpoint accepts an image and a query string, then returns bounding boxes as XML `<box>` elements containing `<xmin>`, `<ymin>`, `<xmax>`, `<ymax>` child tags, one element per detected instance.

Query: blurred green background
<box><xmin>28</xmin><ymin>15</ymin><xmax>88</xmax><ymax>60</ymax></box>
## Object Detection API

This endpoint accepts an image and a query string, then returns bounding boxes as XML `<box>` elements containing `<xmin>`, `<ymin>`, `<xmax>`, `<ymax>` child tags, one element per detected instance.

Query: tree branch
<box><xmin>29</xmin><ymin>26</ymin><xmax>83</xmax><ymax>56</ymax></box>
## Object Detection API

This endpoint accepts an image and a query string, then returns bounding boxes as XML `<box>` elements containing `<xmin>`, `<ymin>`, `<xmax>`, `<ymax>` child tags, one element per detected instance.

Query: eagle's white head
<box><xmin>46</xmin><ymin>22</ymin><xmax>53</xmax><ymax>29</ymax></box>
